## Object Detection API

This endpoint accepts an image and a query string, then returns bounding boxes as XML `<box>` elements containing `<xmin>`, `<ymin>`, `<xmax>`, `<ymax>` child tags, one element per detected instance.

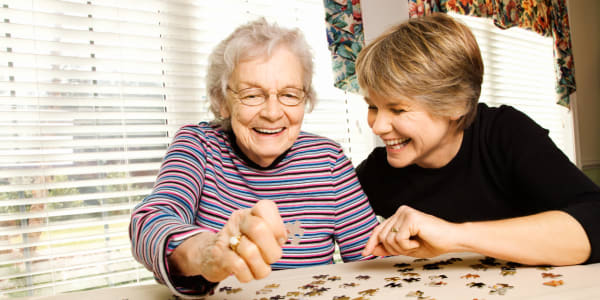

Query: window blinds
<box><xmin>450</xmin><ymin>13</ymin><xmax>573</xmax><ymax>159</ymax></box>
<box><xmin>0</xmin><ymin>0</ymin><xmax>362</xmax><ymax>297</ymax></box>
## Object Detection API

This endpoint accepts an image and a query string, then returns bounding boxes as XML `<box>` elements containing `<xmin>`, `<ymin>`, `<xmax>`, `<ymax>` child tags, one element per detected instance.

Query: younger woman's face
<box><xmin>365</xmin><ymin>90</ymin><xmax>463</xmax><ymax>169</ymax></box>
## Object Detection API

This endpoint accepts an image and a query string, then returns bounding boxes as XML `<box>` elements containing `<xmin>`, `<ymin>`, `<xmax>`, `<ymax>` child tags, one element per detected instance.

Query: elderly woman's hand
<box><xmin>167</xmin><ymin>200</ymin><xmax>287</xmax><ymax>283</ymax></box>
<box><xmin>361</xmin><ymin>205</ymin><xmax>462</xmax><ymax>258</ymax></box>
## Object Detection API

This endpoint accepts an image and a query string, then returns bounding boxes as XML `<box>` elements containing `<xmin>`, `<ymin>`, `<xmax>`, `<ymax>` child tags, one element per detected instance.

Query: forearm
<box><xmin>455</xmin><ymin>210</ymin><xmax>591</xmax><ymax>266</ymax></box>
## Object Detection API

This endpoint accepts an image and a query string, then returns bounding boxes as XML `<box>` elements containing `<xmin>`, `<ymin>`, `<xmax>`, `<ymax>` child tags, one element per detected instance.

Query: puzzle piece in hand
<box><xmin>284</xmin><ymin>220</ymin><xmax>304</xmax><ymax>246</ymax></box>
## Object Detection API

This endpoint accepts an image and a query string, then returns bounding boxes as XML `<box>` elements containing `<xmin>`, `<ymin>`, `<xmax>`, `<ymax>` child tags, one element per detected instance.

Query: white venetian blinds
<box><xmin>450</xmin><ymin>13</ymin><xmax>574</xmax><ymax>160</ymax></box>
<box><xmin>0</xmin><ymin>0</ymin><xmax>359</xmax><ymax>297</ymax></box>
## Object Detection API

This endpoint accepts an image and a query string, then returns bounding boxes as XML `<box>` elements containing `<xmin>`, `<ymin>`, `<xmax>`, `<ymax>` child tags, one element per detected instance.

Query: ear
<box><xmin>449</xmin><ymin>113</ymin><xmax>462</xmax><ymax>121</ymax></box>
<box><xmin>220</xmin><ymin>101</ymin><xmax>231</xmax><ymax>119</ymax></box>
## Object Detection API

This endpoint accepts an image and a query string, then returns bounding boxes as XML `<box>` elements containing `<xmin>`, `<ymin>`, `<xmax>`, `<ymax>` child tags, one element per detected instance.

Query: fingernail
<box><xmin>278</xmin><ymin>237</ymin><xmax>286</xmax><ymax>246</ymax></box>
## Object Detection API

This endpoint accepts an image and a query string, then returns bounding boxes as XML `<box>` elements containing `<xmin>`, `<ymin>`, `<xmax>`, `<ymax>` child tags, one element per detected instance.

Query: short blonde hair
<box><xmin>206</xmin><ymin>18</ymin><xmax>316</xmax><ymax>130</ymax></box>
<box><xmin>356</xmin><ymin>13</ymin><xmax>483</xmax><ymax>130</ymax></box>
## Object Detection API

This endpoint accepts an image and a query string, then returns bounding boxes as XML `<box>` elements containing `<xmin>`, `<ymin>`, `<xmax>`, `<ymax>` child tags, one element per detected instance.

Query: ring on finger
<box><xmin>391</xmin><ymin>227</ymin><xmax>399</xmax><ymax>233</ymax></box>
<box><xmin>229</xmin><ymin>234</ymin><xmax>243</xmax><ymax>253</ymax></box>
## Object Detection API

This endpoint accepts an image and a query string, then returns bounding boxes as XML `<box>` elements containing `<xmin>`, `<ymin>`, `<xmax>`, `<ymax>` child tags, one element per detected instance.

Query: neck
<box><xmin>418</xmin><ymin>128</ymin><xmax>464</xmax><ymax>169</ymax></box>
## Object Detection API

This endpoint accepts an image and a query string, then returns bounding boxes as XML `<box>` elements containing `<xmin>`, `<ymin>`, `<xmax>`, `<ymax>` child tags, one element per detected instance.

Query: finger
<box><xmin>226</xmin><ymin>252</ymin><xmax>255</xmax><ymax>283</ymax></box>
<box><xmin>224</xmin><ymin>209</ymin><xmax>249</xmax><ymax>236</ymax></box>
<box><xmin>239</xmin><ymin>214</ymin><xmax>283</xmax><ymax>264</ymax></box>
<box><xmin>370</xmin><ymin>244</ymin><xmax>392</xmax><ymax>257</ymax></box>
<box><xmin>251</xmin><ymin>200</ymin><xmax>287</xmax><ymax>245</ymax></box>
<box><xmin>379</xmin><ymin>217</ymin><xmax>405</xmax><ymax>255</ymax></box>
<box><xmin>362</xmin><ymin>224</ymin><xmax>384</xmax><ymax>256</ymax></box>
<box><xmin>234</xmin><ymin>234</ymin><xmax>273</xmax><ymax>279</ymax></box>
<box><xmin>395</xmin><ymin>221</ymin><xmax>420</xmax><ymax>251</ymax></box>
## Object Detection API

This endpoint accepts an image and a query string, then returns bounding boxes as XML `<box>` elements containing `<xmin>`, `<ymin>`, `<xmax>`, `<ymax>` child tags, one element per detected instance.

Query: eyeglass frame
<box><xmin>226</xmin><ymin>86</ymin><xmax>306</xmax><ymax>107</ymax></box>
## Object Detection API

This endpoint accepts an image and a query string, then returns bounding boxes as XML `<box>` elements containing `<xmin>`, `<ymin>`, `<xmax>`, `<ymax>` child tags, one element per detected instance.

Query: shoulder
<box><xmin>356</xmin><ymin>147</ymin><xmax>389</xmax><ymax>178</ymax></box>
<box><xmin>475</xmin><ymin>103</ymin><xmax>548</xmax><ymax>134</ymax></box>
<box><xmin>172</xmin><ymin>122</ymin><xmax>230</xmax><ymax>149</ymax></box>
<box><xmin>293</xmin><ymin>131</ymin><xmax>345</xmax><ymax>153</ymax></box>
<box><xmin>473</xmin><ymin>103</ymin><xmax>549</xmax><ymax>145</ymax></box>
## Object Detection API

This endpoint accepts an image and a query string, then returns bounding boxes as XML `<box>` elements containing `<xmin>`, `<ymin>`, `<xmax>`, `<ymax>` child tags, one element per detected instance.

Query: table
<box><xmin>27</xmin><ymin>253</ymin><xmax>600</xmax><ymax>300</ymax></box>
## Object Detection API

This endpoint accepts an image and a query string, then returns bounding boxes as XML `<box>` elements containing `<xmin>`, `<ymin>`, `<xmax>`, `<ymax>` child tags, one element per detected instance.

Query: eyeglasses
<box><xmin>227</xmin><ymin>86</ymin><xmax>306</xmax><ymax>106</ymax></box>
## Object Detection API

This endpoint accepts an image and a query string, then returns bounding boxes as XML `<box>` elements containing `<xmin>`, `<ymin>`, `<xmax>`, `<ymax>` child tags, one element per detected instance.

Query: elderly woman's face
<box><xmin>221</xmin><ymin>46</ymin><xmax>306</xmax><ymax>167</ymax></box>
<box><xmin>365</xmin><ymin>90</ymin><xmax>463</xmax><ymax>169</ymax></box>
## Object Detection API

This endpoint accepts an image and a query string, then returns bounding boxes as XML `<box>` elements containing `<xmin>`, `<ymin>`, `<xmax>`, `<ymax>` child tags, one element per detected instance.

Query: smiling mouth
<box><xmin>384</xmin><ymin>137</ymin><xmax>411</xmax><ymax>149</ymax></box>
<box><xmin>254</xmin><ymin>127</ymin><xmax>284</xmax><ymax>134</ymax></box>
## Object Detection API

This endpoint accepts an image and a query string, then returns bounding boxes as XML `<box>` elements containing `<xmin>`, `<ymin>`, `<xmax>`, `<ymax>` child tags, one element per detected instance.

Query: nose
<box><xmin>260</xmin><ymin>93</ymin><xmax>284</xmax><ymax>120</ymax></box>
<box><xmin>370</xmin><ymin>110</ymin><xmax>392</xmax><ymax>136</ymax></box>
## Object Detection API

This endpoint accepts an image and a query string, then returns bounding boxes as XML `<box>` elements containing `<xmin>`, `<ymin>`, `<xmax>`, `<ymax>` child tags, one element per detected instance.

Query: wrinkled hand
<box><xmin>362</xmin><ymin>205</ymin><xmax>460</xmax><ymax>258</ymax></box>
<box><xmin>168</xmin><ymin>200</ymin><xmax>287</xmax><ymax>283</ymax></box>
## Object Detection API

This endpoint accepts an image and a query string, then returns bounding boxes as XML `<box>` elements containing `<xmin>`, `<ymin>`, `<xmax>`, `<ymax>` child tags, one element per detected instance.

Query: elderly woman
<box><xmin>355</xmin><ymin>13</ymin><xmax>600</xmax><ymax>266</ymax></box>
<box><xmin>129</xmin><ymin>18</ymin><xmax>378</xmax><ymax>297</ymax></box>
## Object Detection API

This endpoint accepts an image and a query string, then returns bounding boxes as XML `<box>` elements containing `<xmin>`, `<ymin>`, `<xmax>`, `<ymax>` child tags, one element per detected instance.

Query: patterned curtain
<box><xmin>324</xmin><ymin>0</ymin><xmax>364</xmax><ymax>93</ymax></box>
<box><xmin>323</xmin><ymin>0</ymin><xmax>575</xmax><ymax>107</ymax></box>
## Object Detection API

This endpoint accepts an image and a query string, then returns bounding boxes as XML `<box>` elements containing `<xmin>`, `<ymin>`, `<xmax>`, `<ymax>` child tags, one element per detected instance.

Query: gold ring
<box><xmin>229</xmin><ymin>234</ymin><xmax>242</xmax><ymax>253</ymax></box>
<box><xmin>391</xmin><ymin>227</ymin><xmax>398</xmax><ymax>233</ymax></box>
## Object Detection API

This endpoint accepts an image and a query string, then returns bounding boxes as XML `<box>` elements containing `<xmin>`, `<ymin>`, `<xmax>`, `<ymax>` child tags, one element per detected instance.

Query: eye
<box><xmin>367</xmin><ymin>105</ymin><xmax>378</xmax><ymax>111</ymax></box>
<box><xmin>280</xmin><ymin>92</ymin><xmax>299</xmax><ymax>99</ymax></box>
<box><xmin>391</xmin><ymin>108</ymin><xmax>405</xmax><ymax>114</ymax></box>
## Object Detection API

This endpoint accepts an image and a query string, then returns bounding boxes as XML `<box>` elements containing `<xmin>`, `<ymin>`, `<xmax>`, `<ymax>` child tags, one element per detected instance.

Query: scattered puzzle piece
<box><xmin>461</xmin><ymin>273</ymin><xmax>480</xmax><ymax>279</ymax></box>
<box><xmin>427</xmin><ymin>281</ymin><xmax>447</xmax><ymax>286</ymax></box>
<box><xmin>394</xmin><ymin>263</ymin><xmax>412</xmax><ymax>268</ymax></box>
<box><xmin>406</xmin><ymin>290</ymin><xmax>424</xmax><ymax>297</ymax></box>
<box><xmin>489</xmin><ymin>283</ymin><xmax>514</xmax><ymax>295</ymax></box>
<box><xmin>423</xmin><ymin>263</ymin><xmax>441</xmax><ymax>270</ymax></box>
<box><xmin>480</xmin><ymin>257</ymin><xmax>501</xmax><ymax>266</ymax></box>
<box><xmin>537</xmin><ymin>265</ymin><xmax>554</xmax><ymax>271</ymax></box>
<box><xmin>385</xmin><ymin>276</ymin><xmax>402</xmax><ymax>282</ymax></box>
<box><xmin>541</xmin><ymin>272</ymin><xmax>562</xmax><ymax>278</ymax></box>
<box><xmin>467</xmin><ymin>282</ymin><xmax>486</xmax><ymax>288</ymax></box>
<box><xmin>358</xmin><ymin>288</ymin><xmax>379</xmax><ymax>296</ymax></box>
<box><xmin>385</xmin><ymin>282</ymin><xmax>403</xmax><ymax>288</ymax></box>
<box><xmin>543</xmin><ymin>280</ymin><xmax>564</xmax><ymax>287</ymax></box>
<box><xmin>299</xmin><ymin>284</ymin><xmax>317</xmax><ymax>290</ymax></box>
<box><xmin>470</xmin><ymin>264</ymin><xmax>488</xmax><ymax>271</ymax></box>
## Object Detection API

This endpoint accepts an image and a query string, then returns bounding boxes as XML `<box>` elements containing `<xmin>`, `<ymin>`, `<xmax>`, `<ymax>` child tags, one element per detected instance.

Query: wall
<box><xmin>567</xmin><ymin>0</ymin><xmax>600</xmax><ymax>185</ymax></box>
<box><xmin>361</xmin><ymin>0</ymin><xmax>408</xmax><ymax>43</ymax></box>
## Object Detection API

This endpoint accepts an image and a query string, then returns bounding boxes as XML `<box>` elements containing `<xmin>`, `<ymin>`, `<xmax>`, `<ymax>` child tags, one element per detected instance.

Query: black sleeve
<box><xmin>489</xmin><ymin>106</ymin><xmax>600</xmax><ymax>264</ymax></box>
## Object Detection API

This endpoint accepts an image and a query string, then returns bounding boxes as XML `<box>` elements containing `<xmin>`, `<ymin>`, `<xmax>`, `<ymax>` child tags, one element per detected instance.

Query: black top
<box><xmin>356</xmin><ymin>103</ymin><xmax>600</xmax><ymax>264</ymax></box>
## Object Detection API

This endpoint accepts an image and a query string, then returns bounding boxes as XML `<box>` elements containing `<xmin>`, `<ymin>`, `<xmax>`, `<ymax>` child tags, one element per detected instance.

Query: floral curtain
<box><xmin>324</xmin><ymin>0</ymin><xmax>364</xmax><ymax>93</ymax></box>
<box><xmin>323</xmin><ymin>0</ymin><xmax>575</xmax><ymax>107</ymax></box>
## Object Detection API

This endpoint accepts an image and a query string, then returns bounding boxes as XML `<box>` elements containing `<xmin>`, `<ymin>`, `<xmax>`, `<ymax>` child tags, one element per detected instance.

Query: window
<box><xmin>450</xmin><ymin>13</ymin><xmax>574</xmax><ymax>161</ymax></box>
<box><xmin>0</xmin><ymin>0</ymin><xmax>362</xmax><ymax>297</ymax></box>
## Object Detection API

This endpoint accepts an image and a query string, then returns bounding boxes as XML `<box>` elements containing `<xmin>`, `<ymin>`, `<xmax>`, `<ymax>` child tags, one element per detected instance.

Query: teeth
<box><xmin>384</xmin><ymin>138</ymin><xmax>410</xmax><ymax>146</ymax></box>
<box><xmin>255</xmin><ymin>128</ymin><xmax>283</xmax><ymax>134</ymax></box>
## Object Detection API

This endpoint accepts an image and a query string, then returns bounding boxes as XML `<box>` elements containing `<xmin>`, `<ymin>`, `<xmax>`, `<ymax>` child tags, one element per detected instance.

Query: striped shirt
<box><xmin>129</xmin><ymin>122</ymin><xmax>379</xmax><ymax>297</ymax></box>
